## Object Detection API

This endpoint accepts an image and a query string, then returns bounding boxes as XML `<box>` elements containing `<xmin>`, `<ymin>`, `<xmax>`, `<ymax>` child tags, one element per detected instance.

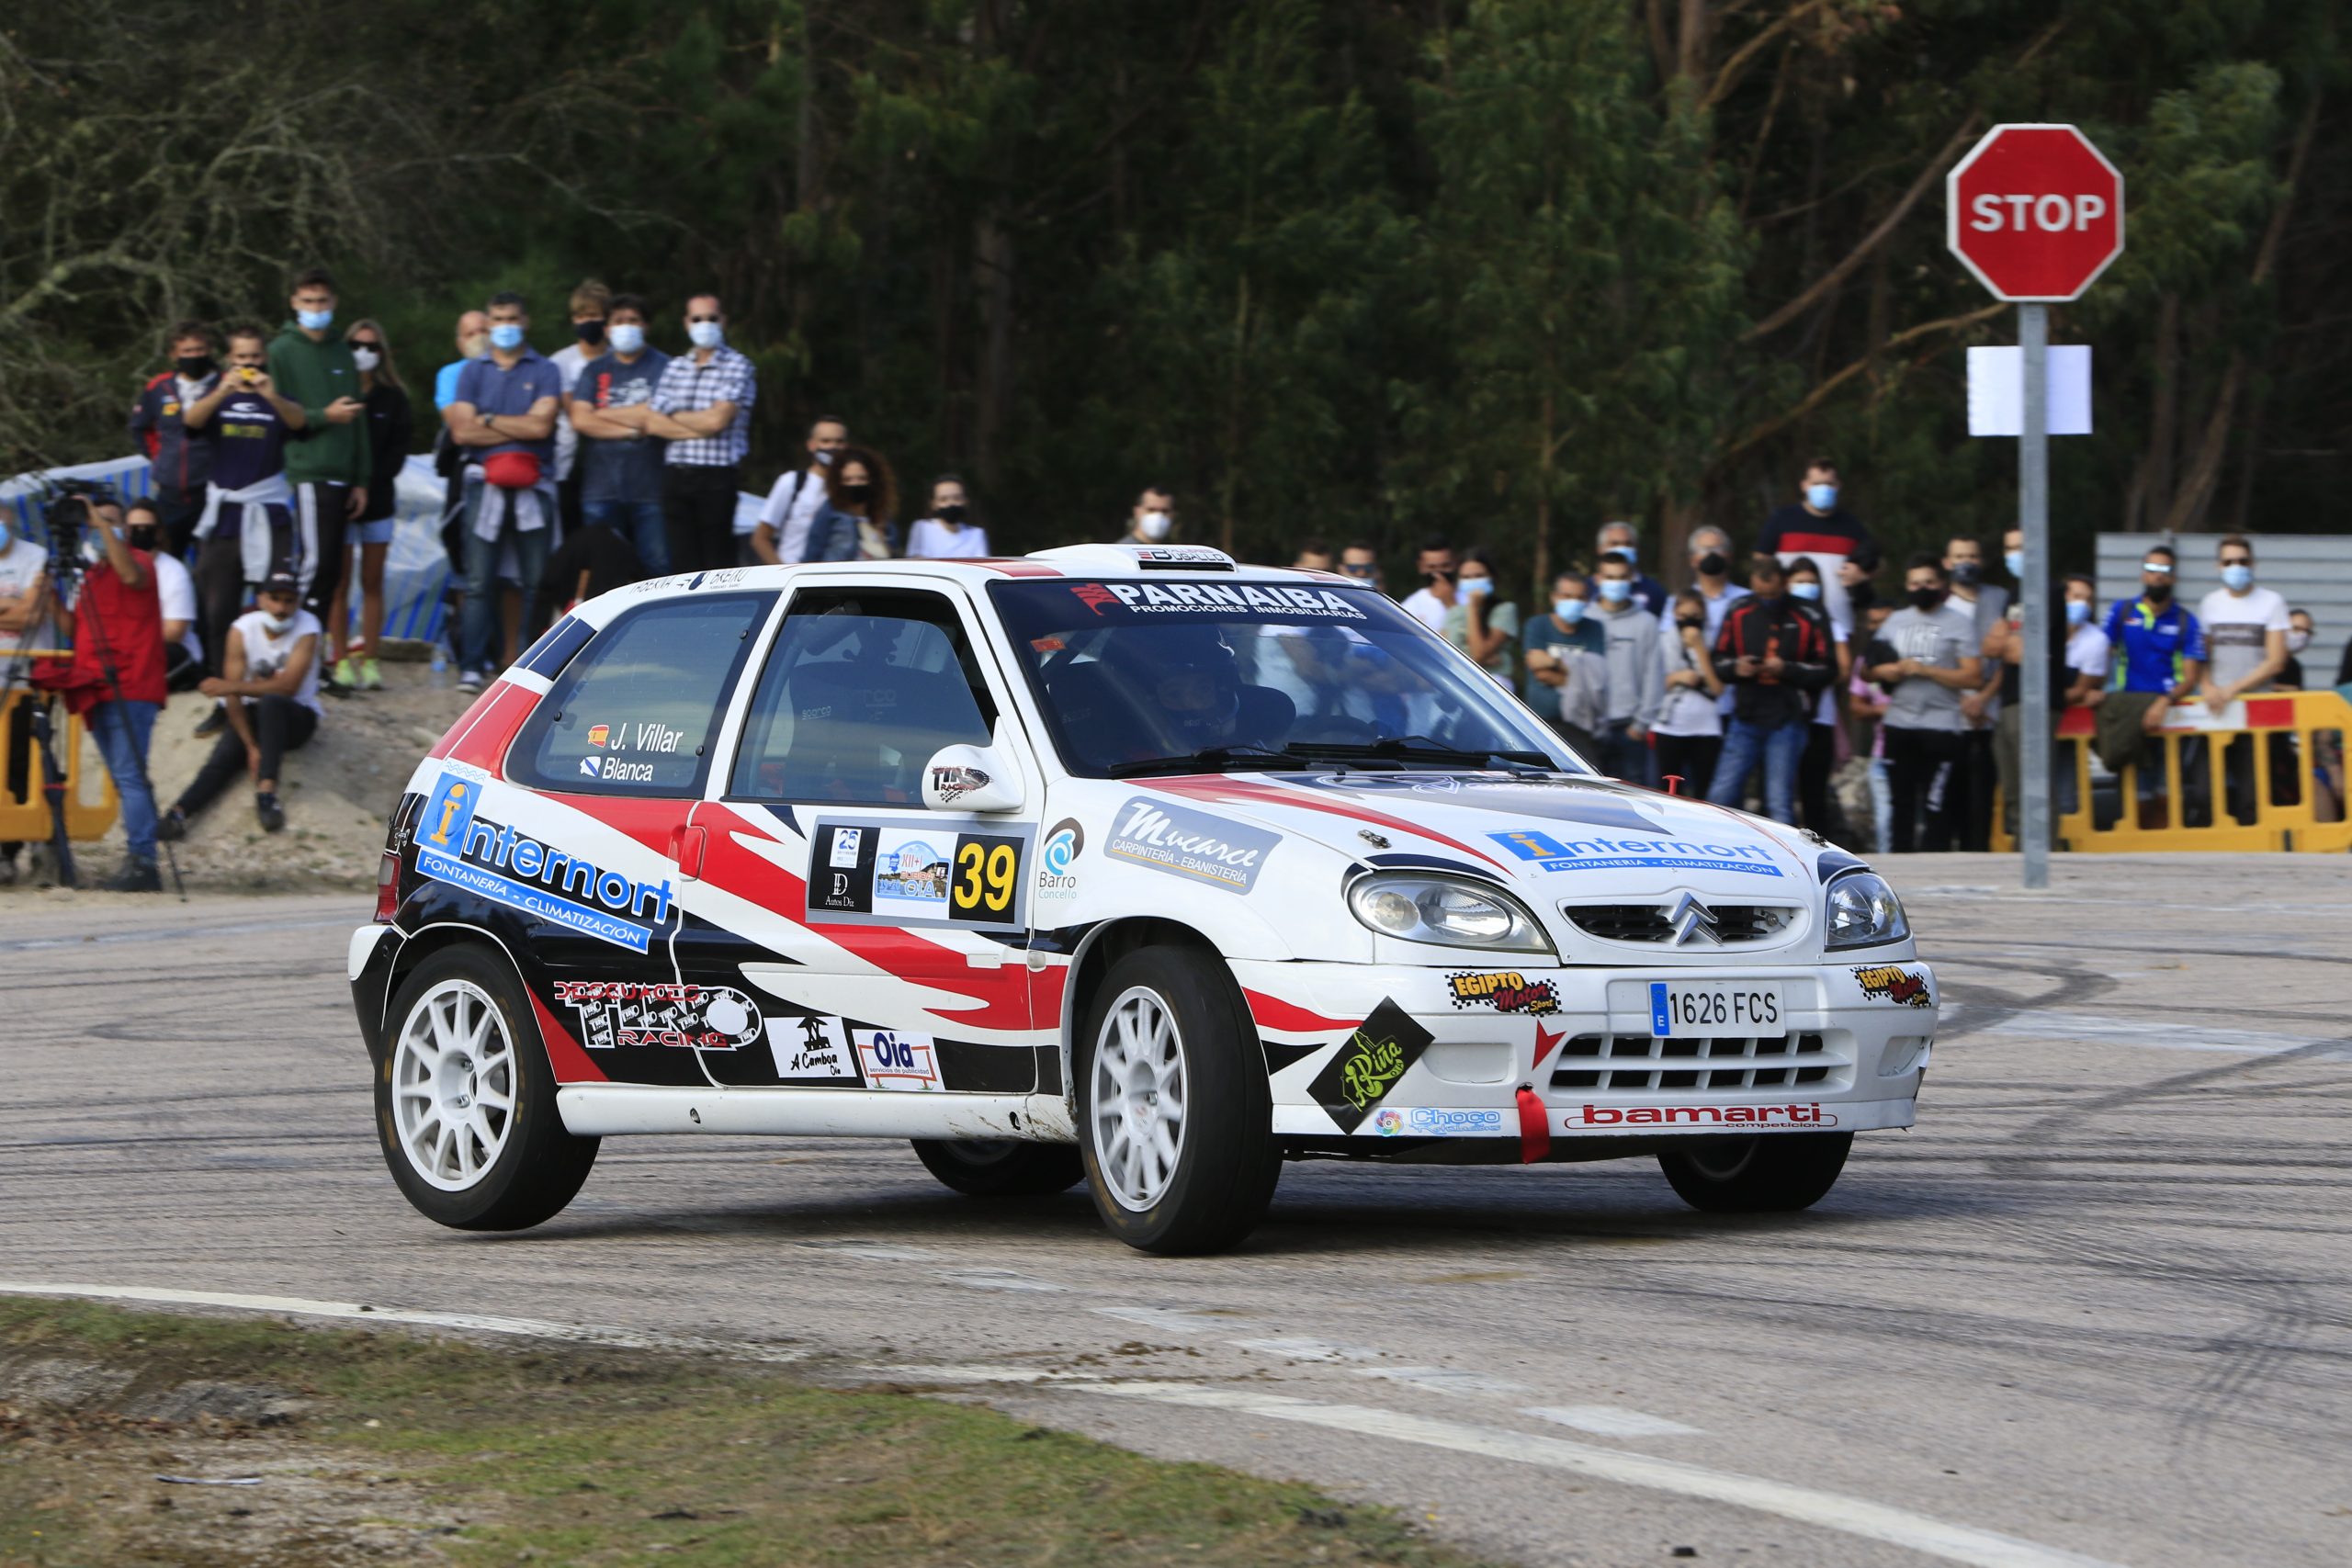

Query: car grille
<box><xmin>1563</xmin><ymin>903</ymin><xmax>1801</xmax><ymax>945</ymax></box>
<box><xmin>1547</xmin><ymin>1031</ymin><xmax>1849</xmax><ymax>1093</ymax></box>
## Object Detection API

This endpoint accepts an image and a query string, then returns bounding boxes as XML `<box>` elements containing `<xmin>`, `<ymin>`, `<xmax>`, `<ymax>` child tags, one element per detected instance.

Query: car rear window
<box><xmin>511</xmin><ymin>592</ymin><xmax>774</xmax><ymax>796</ymax></box>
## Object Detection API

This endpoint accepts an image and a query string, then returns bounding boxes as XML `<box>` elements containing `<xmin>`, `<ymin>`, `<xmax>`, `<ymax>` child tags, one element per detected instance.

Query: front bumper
<box><xmin>1231</xmin><ymin>956</ymin><xmax>1935</xmax><ymax>1144</ymax></box>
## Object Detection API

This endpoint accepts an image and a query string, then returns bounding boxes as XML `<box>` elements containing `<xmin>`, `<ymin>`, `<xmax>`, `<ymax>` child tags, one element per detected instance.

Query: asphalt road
<box><xmin>4</xmin><ymin>854</ymin><xmax>2349</xmax><ymax>1568</ymax></box>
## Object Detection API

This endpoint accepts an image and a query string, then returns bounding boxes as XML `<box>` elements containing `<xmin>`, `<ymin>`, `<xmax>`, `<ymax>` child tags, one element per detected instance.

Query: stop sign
<box><xmin>1947</xmin><ymin>124</ymin><xmax>2124</xmax><ymax>301</ymax></box>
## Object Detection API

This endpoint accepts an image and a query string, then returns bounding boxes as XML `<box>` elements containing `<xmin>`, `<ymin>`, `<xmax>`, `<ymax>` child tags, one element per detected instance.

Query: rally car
<box><xmin>350</xmin><ymin>544</ymin><xmax>1937</xmax><ymax>1254</ymax></box>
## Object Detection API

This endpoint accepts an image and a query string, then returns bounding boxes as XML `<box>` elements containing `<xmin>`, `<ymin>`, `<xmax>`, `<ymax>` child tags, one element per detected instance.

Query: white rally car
<box><xmin>351</xmin><ymin>544</ymin><xmax>1937</xmax><ymax>1254</ymax></box>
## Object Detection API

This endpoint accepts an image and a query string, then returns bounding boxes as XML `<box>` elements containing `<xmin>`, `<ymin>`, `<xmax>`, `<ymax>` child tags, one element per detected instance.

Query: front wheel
<box><xmin>1076</xmin><ymin>945</ymin><xmax>1280</xmax><ymax>1255</ymax></box>
<box><xmin>910</xmin><ymin>1139</ymin><xmax>1084</xmax><ymax>1197</ymax></box>
<box><xmin>1657</xmin><ymin>1132</ymin><xmax>1852</xmax><ymax>1213</ymax></box>
<box><xmin>376</xmin><ymin>947</ymin><xmax>598</xmax><ymax>1230</ymax></box>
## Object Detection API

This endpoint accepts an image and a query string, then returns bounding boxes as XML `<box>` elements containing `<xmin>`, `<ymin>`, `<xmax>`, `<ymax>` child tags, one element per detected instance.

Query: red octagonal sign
<box><xmin>1947</xmin><ymin>124</ymin><xmax>2125</xmax><ymax>302</ymax></box>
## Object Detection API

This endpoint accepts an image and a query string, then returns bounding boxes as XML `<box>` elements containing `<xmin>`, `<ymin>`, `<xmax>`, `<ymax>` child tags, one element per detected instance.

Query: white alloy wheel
<box><xmin>1090</xmin><ymin>985</ymin><xmax>1188</xmax><ymax>1211</ymax></box>
<box><xmin>390</xmin><ymin>978</ymin><xmax>518</xmax><ymax>1191</ymax></box>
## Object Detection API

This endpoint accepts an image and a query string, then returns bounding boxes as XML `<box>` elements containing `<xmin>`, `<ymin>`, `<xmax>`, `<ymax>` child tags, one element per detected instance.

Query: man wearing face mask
<box><xmin>1592</xmin><ymin>521</ymin><xmax>1667</xmax><ymax>617</ymax></box>
<box><xmin>1589</xmin><ymin>555</ymin><xmax>1662</xmax><ymax>784</ymax></box>
<box><xmin>158</xmin><ymin>571</ymin><xmax>322</xmax><ymax>840</ymax></box>
<box><xmin>571</xmin><ymin>293</ymin><xmax>673</xmax><ymax>576</ymax></box>
<box><xmin>184</xmin><ymin>325</ymin><xmax>309</xmax><ymax>718</ymax></box>
<box><xmin>49</xmin><ymin>492</ymin><xmax>168</xmax><ymax>889</ymax></box>
<box><xmin>1119</xmin><ymin>488</ymin><xmax>1180</xmax><ymax>548</ymax></box>
<box><xmin>2197</xmin><ymin>536</ymin><xmax>2293</xmax><ymax>823</ymax></box>
<box><xmin>753</xmin><ymin>417</ymin><xmax>849</xmax><ymax>566</ymax></box>
<box><xmin>1757</xmin><ymin>457</ymin><xmax>1874</xmax><ymax>629</ymax></box>
<box><xmin>1865</xmin><ymin>556</ymin><xmax>1982</xmax><ymax>852</ymax></box>
<box><xmin>1940</xmin><ymin>533</ymin><xmax>2009</xmax><ymax>850</ymax></box>
<box><xmin>129</xmin><ymin>321</ymin><xmax>222</xmax><ymax>556</ymax></box>
<box><xmin>268</xmin><ymin>267</ymin><xmax>370</xmax><ymax>642</ymax></box>
<box><xmin>1521</xmin><ymin>570</ymin><xmax>1608</xmax><ymax>751</ymax></box>
<box><xmin>445</xmin><ymin>291</ymin><xmax>566</xmax><ymax>690</ymax></box>
<box><xmin>435</xmin><ymin>310</ymin><xmax>492</xmax><ymax>413</ymax></box>
<box><xmin>2095</xmin><ymin>547</ymin><xmax>2206</xmax><ymax>815</ymax></box>
<box><xmin>2277</xmin><ymin>609</ymin><xmax>2316</xmax><ymax>690</ymax></box>
<box><xmin>548</xmin><ymin>279</ymin><xmax>612</xmax><ymax>540</ymax></box>
<box><xmin>1685</xmin><ymin>525</ymin><xmax>1749</xmax><ymax>641</ymax></box>
<box><xmin>611</xmin><ymin>293</ymin><xmax>757</xmax><ymax>576</ymax></box>
<box><xmin>1708</xmin><ymin>558</ymin><xmax>1832</xmax><ymax>824</ymax></box>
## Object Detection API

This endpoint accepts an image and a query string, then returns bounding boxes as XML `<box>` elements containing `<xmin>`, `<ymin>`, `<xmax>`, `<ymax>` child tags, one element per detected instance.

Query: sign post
<box><xmin>1947</xmin><ymin>124</ymin><xmax>2123</xmax><ymax>889</ymax></box>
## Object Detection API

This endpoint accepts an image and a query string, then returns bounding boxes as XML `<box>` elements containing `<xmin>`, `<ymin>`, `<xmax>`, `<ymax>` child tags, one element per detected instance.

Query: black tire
<box><xmin>375</xmin><ymin>946</ymin><xmax>598</xmax><ymax>1231</ymax></box>
<box><xmin>1657</xmin><ymin>1132</ymin><xmax>1853</xmax><ymax>1213</ymax></box>
<box><xmin>1076</xmin><ymin>944</ymin><xmax>1280</xmax><ymax>1255</ymax></box>
<box><xmin>910</xmin><ymin>1139</ymin><xmax>1085</xmax><ymax>1197</ymax></box>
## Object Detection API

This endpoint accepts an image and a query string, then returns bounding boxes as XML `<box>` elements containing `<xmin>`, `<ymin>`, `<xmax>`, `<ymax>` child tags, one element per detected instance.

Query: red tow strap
<box><xmin>1515</xmin><ymin>1085</ymin><xmax>1551</xmax><ymax>1164</ymax></box>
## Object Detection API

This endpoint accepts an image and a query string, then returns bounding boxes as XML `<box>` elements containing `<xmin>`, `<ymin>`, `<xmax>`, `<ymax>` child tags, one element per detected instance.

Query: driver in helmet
<box><xmin>1114</xmin><ymin>629</ymin><xmax>1278</xmax><ymax>758</ymax></box>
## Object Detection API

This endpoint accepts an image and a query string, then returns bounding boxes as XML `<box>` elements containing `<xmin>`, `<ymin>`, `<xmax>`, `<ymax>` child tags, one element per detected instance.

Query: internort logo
<box><xmin>1489</xmin><ymin>827</ymin><xmax>1784</xmax><ymax>878</ymax></box>
<box><xmin>416</xmin><ymin>772</ymin><xmax>674</xmax><ymax>953</ymax></box>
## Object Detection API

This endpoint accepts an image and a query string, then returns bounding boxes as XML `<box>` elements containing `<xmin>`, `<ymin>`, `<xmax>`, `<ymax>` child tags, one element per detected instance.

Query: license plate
<box><xmin>1650</xmin><ymin>981</ymin><xmax>1784</xmax><ymax>1037</ymax></box>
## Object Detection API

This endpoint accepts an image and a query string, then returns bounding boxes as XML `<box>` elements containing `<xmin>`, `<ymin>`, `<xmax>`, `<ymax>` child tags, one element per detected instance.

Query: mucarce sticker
<box><xmin>1106</xmin><ymin>796</ymin><xmax>1279</xmax><ymax>892</ymax></box>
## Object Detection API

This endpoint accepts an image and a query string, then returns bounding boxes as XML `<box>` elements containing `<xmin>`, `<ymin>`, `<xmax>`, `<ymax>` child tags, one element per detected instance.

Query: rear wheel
<box><xmin>377</xmin><ymin>947</ymin><xmax>598</xmax><ymax>1230</ymax></box>
<box><xmin>910</xmin><ymin>1139</ymin><xmax>1083</xmax><ymax>1197</ymax></box>
<box><xmin>1076</xmin><ymin>945</ymin><xmax>1279</xmax><ymax>1255</ymax></box>
<box><xmin>1658</xmin><ymin>1132</ymin><xmax>1852</xmax><ymax>1213</ymax></box>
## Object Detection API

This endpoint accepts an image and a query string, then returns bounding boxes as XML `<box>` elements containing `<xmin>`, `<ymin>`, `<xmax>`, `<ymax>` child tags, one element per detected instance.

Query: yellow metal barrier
<box><xmin>0</xmin><ymin>685</ymin><xmax>121</xmax><ymax>845</ymax></box>
<box><xmin>1993</xmin><ymin>688</ymin><xmax>2351</xmax><ymax>853</ymax></box>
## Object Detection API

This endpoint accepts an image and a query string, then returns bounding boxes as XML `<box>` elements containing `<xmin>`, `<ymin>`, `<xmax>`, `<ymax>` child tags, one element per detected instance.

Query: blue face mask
<box><xmin>1553</xmin><ymin>598</ymin><xmax>1586</xmax><ymax>624</ymax></box>
<box><xmin>2005</xmin><ymin>550</ymin><xmax>2025</xmax><ymax>578</ymax></box>
<box><xmin>489</xmin><ymin>322</ymin><xmax>526</xmax><ymax>351</ymax></box>
<box><xmin>607</xmin><ymin>322</ymin><xmax>646</xmax><ymax>355</ymax></box>
<box><xmin>1790</xmin><ymin>581</ymin><xmax>1822</xmax><ymax>602</ymax></box>
<box><xmin>1806</xmin><ymin>482</ymin><xmax>1838</xmax><ymax>511</ymax></box>
<box><xmin>2064</xmin><ymin>599</ymin><xmax>2090</xmax><ymax>626</ymax></box>
<box><xmin>1597</xmin><ymin>578</ymin><xmax>1633</xmax><ymax>605</ymax></box>
<box><xmin>1459</xmin><ymin>575</ymin><xmax>1493</xmax><ymax>599</ymax></box>
<box><xmin>2220</xmin><ymin>563</ymin><xmax>2253</xmax><ymax>592</ymax></box>
<box><xmin>296</xmin><ymin>307</ymin><xmax>334</xmax><ymax>332</ymax></box>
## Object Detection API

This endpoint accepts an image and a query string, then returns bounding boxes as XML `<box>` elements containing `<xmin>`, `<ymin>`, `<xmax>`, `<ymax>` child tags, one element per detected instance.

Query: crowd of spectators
<box><xmin>5</xmin><ymin>269</ymin><xmax>2347</xmax><ymax>892</ymax></box>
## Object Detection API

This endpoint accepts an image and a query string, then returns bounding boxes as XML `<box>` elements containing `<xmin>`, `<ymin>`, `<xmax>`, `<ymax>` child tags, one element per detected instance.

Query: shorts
<box><xmin>351</xmin><ymin>518</ymin><xmax>396</xmax><ymax>547</ymax></box>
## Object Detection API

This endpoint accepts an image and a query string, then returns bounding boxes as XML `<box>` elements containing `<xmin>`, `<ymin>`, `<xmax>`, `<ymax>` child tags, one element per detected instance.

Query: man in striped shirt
<box><xmin>601</xmin><ymin>292</ymin><xmax>757</xmax><ymax>575</ymax></box>
<box><xmin>1757</xmin><ymin>457</ymin><xmax>1876</xmax><ymax>632</ymax></box>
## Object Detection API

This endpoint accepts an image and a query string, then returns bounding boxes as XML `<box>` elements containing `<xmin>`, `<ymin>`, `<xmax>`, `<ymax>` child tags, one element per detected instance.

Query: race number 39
<box><xmin>950</xmin><ymin>835</ymin><xmax>1023</xmax><ymax>922</ymax></box>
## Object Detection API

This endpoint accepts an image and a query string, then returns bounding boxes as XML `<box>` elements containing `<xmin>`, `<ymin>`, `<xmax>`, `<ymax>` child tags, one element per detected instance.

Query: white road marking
<box><xmin>1525</xmin><ymin>1404</ymin><xmax>1703</xmax><ymax>1438</ymax></box>
<box><xmin>1228</xmin><ymin>1337</ymin><xmax>1383</xmax><ymax>1363</ymax></box>
<box><xmin>0</xmin><ymin>1280</ymin><xmax>804</xmax><ymax>1362</ymax></box>
<box><xmin>1091</xmin><ymin>1305</ymin><xmax>1233</xmax><ymax>1332</ymax></box>
<box><xmin>1085</xmin><ymin>1382</ymin><xmax>2128</xmax><ymax>1568</ymax></box>
<box><xmin>1949</xmin><ymin>1006</ymin><xmax>2348</xmax><ymax>1059</ymax></box>
<box><xmin>794</xmin><ymin>1239</ymin><xmax>941</xmax><ymax>1262</ymax></box>
<box><xmin>940</xmin><ymin>1269</ymin><xmax>1067</xmax><ymax>1293</ymax></box>
<box><xmin>1357</xmin><ymin>1365</ymin><xmax>1532</xmax><ymax>1398</ymax></box>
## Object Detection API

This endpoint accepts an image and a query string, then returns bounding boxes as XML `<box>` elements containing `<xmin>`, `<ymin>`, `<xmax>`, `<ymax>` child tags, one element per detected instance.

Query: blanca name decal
<box><xmin>1106</xmin><ymin>796</ymin><xmax>1280</xmax><ymax>893</ymax></box>
<box><xmin>1852</xmin><ymin>964</ymin><xmax>1932</xmax><ymax>1008</ymax></box>
<box><xmin>554</xmin><ymin>981</ymin><xmax>762</xmax><ymax>1051</ymax></box>
<box><xmin>1307</xmin><ymin>999</ymin><xmax>1434</xmax><ymax>1134</ymax></box>
<box><xmin>1489</xmin><ymin>827</ymin><xmax>1783</xmax><ymax>879</ymax></box>
<box><xmin>1566</xmin><ymin>1103</ymin><xmax>1839</xmax><ymax>1129</ymax></box>
<box><xmin>1067</xmin><ymin>581</ymin><xmax>1366</xmax><ymax>620</ymax></box>
<box><xmin>1445</xmin><ymin>970</ymin><xmax>1559</xmax><ymax>1016</ymax></box>
<box><xmin>579</xmin><ymin>755</ymin><xmax>657</xmax><ymax>783</ymax></box>
<box><xmin>416</xmin><ymin>772</ymin><xmax>673</xmax><ymax>953</ymax></box>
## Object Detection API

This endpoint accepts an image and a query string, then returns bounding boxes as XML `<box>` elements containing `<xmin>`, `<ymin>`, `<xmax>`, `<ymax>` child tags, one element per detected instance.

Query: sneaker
<box><xmin>333</xmin><ymin>656</ymin><xmax>357</xmax><ymax>688</ymax></box>
<box><xmin>256</xmin><ymin>791</ymin><xmax>287</xmax><ymax>833</ymax></box>
<box><xmin>359</xmin><ymin>657</ymin><xmax>384</xmax><ymax>691</ymax></box>
<box><xmin>0</xmin><ymin>853</ymin><xmax>17</xmax><ymax>887</ymax></box>
<box><xmin>457</xmin><ymin>669</ymin><xmax>484</xmax><ymax>694</ymax></box>
<box><xmin>101</xmin><ymin>861</ymin><xmax>163</xmax><ymax>893</ymax></box>
<box><xmin>194</xmin><ymin>706</ymin><xmax>226</xmax><ymax>739</ymax></box>
<box><xmin>156</xmin><ymin>807</ymin><xmax>187</xmax><ymax>843</ymax></box>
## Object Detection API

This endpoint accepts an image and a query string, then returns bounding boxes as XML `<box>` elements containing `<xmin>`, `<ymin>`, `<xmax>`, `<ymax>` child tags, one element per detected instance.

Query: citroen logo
<box><xmin>1668</xmin><ymin>892</ymin><xmax>1720</xmax><ymax>947</ymax></box>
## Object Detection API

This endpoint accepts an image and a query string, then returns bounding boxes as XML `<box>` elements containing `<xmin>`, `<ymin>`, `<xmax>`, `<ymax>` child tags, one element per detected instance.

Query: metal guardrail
<box><xmin>0</xmin><ymin>684</ymin><xmax>122</xmax><ymax>846</ymax></box>
<box><xmin>1993</xmin><ymin>687</ymin><xmax>2351</xmax><ymax>852</ymax></box>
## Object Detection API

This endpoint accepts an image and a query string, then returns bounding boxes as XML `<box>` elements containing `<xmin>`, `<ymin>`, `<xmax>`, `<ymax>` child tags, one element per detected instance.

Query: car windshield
<box><xmin>986</xmin><ymin>577</ymin><xmax>1588</xmax><ymax>779</ymax></box>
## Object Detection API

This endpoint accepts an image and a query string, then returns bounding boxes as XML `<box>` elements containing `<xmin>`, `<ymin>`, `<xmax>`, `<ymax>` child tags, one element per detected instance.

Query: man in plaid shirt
<box><xmin>602</xmin><ymin>291</ymin><xmax>757</xmax><ymax>574</ymax></box>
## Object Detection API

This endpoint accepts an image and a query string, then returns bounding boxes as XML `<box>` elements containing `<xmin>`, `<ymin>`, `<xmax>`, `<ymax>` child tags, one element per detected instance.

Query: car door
<box><xmin>688</xmin><ymin>579</ymin><xmax>1046</xmax><ymax>1095</ymax></box>
<box><xmin>493</xmin><ymin>588</ymin><xmax>778</xmax><ymax>1087</ymax></box>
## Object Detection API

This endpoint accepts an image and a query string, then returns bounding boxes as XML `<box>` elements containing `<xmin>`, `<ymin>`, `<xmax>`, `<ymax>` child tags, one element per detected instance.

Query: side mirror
<box><xmin>922</xmin><ymin>740</ymin><xmax>1024</xmax><ymax>813</ymax></box>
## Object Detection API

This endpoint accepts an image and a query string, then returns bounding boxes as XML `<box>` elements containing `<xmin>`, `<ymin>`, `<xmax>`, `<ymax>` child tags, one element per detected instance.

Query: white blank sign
<box><xmin>1967</xmin><ymin>344</ymin><xmax>2092</xmax><ymax>435</ymax></box>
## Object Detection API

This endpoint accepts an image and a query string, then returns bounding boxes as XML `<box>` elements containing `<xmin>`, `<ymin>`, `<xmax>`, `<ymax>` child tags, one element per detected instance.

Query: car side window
<box><xmin>511</xmin><ymin>592</ymin><xmax>774</xmax><ymax>796</ymax></box>
<box><xmin>729</xmin><ymin>588</ymin><xmax>999</xmax><ymax>806</ymax></box>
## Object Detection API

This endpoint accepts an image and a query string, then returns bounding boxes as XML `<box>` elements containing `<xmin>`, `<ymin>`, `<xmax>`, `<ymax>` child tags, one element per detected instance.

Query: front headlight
<box><xmin>1823</xmin><ymin>870</ymin><xmax>1909</xmax><ymax>950</ymax></box>
<box><xmin>1346</xmin><ymin>874</ymin><xmax>1554</xmax><ymax>954</ymax></box>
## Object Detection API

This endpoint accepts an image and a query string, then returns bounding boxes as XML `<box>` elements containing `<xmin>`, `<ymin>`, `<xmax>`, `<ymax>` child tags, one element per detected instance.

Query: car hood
<box><xmin>1124</xmin><ymin>770</ymin><xmax>1822</xmax><ymax>898</ymax></box>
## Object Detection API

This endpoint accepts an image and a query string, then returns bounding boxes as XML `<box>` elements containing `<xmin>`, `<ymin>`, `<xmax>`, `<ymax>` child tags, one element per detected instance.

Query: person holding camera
<box><xmin>49</xmin><ymin>493</ymin><xmax>169</xmax><ymax>892</ymax></box>
<box><xmin>185</xmin><ymin>325</ymin><xmax>308</xmax><ymax>731</ymax></box>
<box><xmin>158</xmin><ymin>570</ymin><xmax>321</xmax><ymax>840</ymax></box>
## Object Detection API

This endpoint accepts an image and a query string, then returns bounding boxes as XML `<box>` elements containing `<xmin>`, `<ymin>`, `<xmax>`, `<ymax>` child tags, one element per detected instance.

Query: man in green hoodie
<box><xmin>267</xmin><ymin>266</ymin><xmax>371</xmax><ymax>671</ymax></box>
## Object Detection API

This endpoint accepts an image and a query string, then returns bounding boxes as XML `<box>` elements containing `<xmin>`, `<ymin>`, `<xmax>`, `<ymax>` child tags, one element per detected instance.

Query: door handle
<box><xmin>673</xmin><ymin>824</ymin><xmax>708</xmax><ymax>880</ymax></box>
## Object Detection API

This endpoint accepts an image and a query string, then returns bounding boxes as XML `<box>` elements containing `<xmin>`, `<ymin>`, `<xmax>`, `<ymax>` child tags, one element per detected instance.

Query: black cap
<box><xmin>259</xmin><ymin>570</ymin><xmax>300</xmax><ymax>597</ymax></box>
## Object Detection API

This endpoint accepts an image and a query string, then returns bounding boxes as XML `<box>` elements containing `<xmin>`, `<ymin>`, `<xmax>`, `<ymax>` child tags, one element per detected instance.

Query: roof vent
<box><xmin>1028</xmin><ymin>544</ymin><xmax>1238</xmax><ymax>573</ymax></box>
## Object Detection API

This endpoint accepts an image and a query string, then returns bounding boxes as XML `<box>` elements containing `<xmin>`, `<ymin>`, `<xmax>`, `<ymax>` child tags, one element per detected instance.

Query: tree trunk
<box><xmin>972</xmin><ymin>212</ymin><xmax>1015</xmax><ymax>495</ymax></box>
<box><xmin>1219</xmin><ymin>273</ymin><xmax>1250</xmax><ymax>556</ymax></box>
<box><xmin>1534</xmin><ymin>384</ymin><xmax>1555</xmax><ymax>593</ymax></box>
